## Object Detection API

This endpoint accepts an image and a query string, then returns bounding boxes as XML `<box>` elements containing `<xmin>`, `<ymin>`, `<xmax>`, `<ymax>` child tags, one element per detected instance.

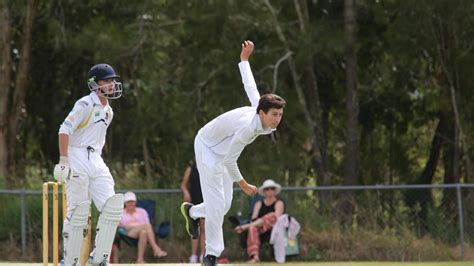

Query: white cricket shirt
<box><xmin>58</xmin><ymin>92</ymin><xmax>114</xmax><ymax>154</ymax></box>
<box><xmin>197</xmin><ymin>61</ymin><xmax>274</xmax><ymax>182</ymax></box>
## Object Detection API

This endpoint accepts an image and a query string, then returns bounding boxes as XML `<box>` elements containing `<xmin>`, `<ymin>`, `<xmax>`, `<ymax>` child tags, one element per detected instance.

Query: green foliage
<box><xmin>3</xmin><ymin>0</ymin><xmax>474</xmax><ymax>189</ymax></box>
<box><xmin>5</xmin><ymin>0</ymin><xmax>474</xmax><ymax>262</ymax></box>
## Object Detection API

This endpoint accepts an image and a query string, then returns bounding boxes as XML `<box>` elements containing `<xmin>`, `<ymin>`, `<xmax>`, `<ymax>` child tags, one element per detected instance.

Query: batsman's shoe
<box><xmin>180</xmin><ymin>202</ymin><xmax>199</xmax><ymax>239</ymax></box>
<box><xmin>202</xmin><ymin>255</ymin><xmax>217</xmax><ymax>266</ymax></box>
<box><xmin>87</xmin><ymin>253</ymin><xmax>108</xmax><ymax>266</ymax></box>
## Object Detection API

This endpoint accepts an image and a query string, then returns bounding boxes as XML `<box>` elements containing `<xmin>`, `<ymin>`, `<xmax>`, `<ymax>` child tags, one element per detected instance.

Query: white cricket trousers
<box><xmin>190</xmin><ymin>136</ymin><xmax>234</xmax><ymax>257</ymax></box>
<box><xmin>63</xmin><ymin>147</ymin><xmax>115</xmax><ymax>233</ymax></box>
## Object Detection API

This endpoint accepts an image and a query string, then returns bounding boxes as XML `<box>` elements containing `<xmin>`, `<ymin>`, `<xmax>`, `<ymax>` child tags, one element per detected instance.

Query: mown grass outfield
<box><xmin>0</xmin><ymin>262</ymin><xmax>472</xmax><ymax>266</ymax></box>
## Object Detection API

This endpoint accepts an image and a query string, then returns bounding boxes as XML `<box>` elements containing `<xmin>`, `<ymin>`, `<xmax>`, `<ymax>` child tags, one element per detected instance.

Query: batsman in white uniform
<box><xmin>180</xmin><ymin>41</ymin><xmax>286</xmax><ymax>266</ymax></box>
<box><xmin>54</xmin><ymin>63</ymin><xmax>124</xmax><ymax>265</ymax></box>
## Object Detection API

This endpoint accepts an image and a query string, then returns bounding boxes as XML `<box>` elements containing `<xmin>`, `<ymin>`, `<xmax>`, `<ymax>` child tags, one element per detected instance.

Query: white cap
<box><xmin>124</xmin><ymin>191</ymin><xmax>137</xmax><ymax>202</ymax></box>
<box><xmin>258</xmin><ymin>179</ymin><xmax>282</xmax><ymax>196</ymax></box>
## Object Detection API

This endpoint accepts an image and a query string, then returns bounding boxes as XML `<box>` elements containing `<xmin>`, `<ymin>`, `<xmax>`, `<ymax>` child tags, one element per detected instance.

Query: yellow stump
<box><xmin>80</xmin><ymin>213</ymin><xmax>92</xmax><ymax>266</ymax></box>
<box><xmin>43</xmin><ymin>181</ymin><xmax>90</xmax><ymax>266</ymax></box>
<box><xmin>43</xmin><ymin>181</ymin><xmax>67</xmax><ymax>266</ymax></box>
<box><xmin>42</xmin><ymin>183</ymin><xmax>48</xmax><ymax>266</ymax></box>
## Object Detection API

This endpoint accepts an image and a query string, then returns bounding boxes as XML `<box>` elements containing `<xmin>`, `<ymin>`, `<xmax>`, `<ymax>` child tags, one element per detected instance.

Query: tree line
<box><xmin>0</xmin><ymin>0</ymin><xmax>472</xmax><ymax>191</ymax></box>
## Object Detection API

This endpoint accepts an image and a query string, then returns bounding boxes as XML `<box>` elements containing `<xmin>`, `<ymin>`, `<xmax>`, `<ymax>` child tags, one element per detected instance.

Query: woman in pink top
<box><xmin>119</xmin><ymin>191</ymin><xmax>167</xmax><ymax>263</ymax></box>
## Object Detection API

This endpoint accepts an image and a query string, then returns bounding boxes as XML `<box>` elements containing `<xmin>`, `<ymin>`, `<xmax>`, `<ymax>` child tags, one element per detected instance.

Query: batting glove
<box><xmin>54</xmin><ymin>156</ymin><xmax>72</xmax><ymax>183</ymax></box>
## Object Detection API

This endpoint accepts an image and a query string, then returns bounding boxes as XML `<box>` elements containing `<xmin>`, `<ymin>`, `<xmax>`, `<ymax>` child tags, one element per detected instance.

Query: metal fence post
<box><xmin>20</xmin><ymin>188</ymin><xmax>26</xmax><ymax>255</ymax></box>
<box><xmin>456</xmin><ymin>184</ymin><xmax>465</xmax><ymax>260</ymax></box>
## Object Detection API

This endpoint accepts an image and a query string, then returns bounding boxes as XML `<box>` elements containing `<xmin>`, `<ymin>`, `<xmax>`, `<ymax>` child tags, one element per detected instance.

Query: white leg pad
<box><xmin>64</xmin><ymin>200</ymin><xmax>91</xmax><ymax>266</ymax></box>
<box><xmin>91</xmin><ymin>194</ymin><xmax>124</xmax><ymax>265</ymax></box>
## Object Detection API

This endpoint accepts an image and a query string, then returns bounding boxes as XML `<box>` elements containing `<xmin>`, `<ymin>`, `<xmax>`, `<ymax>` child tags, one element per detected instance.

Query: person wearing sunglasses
<box><xmin>234</xmin><ymin>179</ymin><xmax>285</xmax><ymax>263</ymax></box>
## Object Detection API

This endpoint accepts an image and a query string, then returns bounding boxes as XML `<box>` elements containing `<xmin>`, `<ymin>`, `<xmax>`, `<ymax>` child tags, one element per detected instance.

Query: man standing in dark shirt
<box><xmin>180</xmin><ymin>161</ymin><xmax>205</xmax><ymax>263</ymax></box>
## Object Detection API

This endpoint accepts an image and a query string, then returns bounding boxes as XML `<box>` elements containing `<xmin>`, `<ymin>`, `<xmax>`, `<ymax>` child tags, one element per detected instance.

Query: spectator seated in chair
<box><xmin>117</xmin><ymin>191</ymin><xmax>167</xmax><ymax>263</ymax></box>
<box><xmin>231</xmin><ymin>179</ymin><xmax>285</xmax><ymax>263</ymax></box>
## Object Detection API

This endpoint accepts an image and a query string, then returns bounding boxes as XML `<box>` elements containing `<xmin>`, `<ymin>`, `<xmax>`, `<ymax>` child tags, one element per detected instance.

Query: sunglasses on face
<box><xmin>264</xmin><ymin>187</ymin><xmax>276</xmax><ymax>191</ymax></box>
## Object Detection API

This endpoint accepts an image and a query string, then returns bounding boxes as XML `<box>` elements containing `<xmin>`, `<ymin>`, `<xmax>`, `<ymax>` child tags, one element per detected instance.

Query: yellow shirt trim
<box><xmin>77</xmin><ymin>107</ymin><xmax>94</xmax><ymax>129</ymax></box>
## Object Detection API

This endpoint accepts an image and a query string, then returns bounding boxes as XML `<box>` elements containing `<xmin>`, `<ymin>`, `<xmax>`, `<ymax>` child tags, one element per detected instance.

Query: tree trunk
<box><xmin>307</xmin><ymin>69</ymin><xmax>330</xmax><ymax>185</ymax></box>
<box><xmin>264</xmin><ymin>0</ymin><xmax>331</xmax><ymax>185</ymax></box>
<box><xmin>429</xmin><ymin>12</ymin><xmax>466</xmax><ymax>226</ymax></box>
<box><xmin>406</xmin><ymin>117</ymin><xmax>446</xmax><ymax>235</ymax></box>
<box><xmin>344</xmin><ymin>0</ymin><xmax>359</xmax><ymax>185</ymax></box>
<box><xmin>0</xmin><ymin>2</ymin><xmax>12</xmax><ymax>185</ymax></box>
<box><xmin>6</xmin><ymin>0</ymin><xmax>35</xmax><ymax>185</ymax></box>
<box><xmin>443</xmin><ymin>117</ymin><xmax>459</xmax><ymax>185</ymax></box>
<box><xmin>295</xmin><ymin>0</ymin><xmax>331</xmax><ymax>185</ymax></box>
<box><xmin>429</xmin><ymin>13</ymin><xmax>472</xmax><ymax>182</ymax></box>
<box><xmin>418</xmin><ymin>117</ymin><xmax>446</xmax><ymax>184</ymax></box>
<box><xmin>336</xmin><ymin>0</ymin><xmax>359</xmax><ymax>229</ymax></box>
<box><xmin>441</xmin><ymin>115</ymin><xmax>459</xmax><ymax>211</ymax></box>
<box><xmin>142</xmin><ymin>137</ymin><xmax>153</xmax><ymax>182</ymax></box>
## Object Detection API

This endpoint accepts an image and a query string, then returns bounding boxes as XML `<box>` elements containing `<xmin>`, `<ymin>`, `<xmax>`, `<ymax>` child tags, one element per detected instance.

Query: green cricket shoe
<box><xmin>180</xmin><ymin>202</ymin><xmax>199</xmax><ymax>239</ymax></box>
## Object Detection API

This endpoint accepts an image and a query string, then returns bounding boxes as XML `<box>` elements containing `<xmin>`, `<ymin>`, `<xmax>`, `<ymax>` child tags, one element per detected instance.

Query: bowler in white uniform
<box><xmin>181</xmin><ymin>41</ymin><xmax>286</xmax><ymax>266</ymax></box>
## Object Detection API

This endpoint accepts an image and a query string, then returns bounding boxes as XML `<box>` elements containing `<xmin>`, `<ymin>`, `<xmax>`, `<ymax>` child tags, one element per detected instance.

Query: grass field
<box><xmin>0</xmin><ymin>262</ymin><xmax>472</xmax><ymax>266</ymax></box>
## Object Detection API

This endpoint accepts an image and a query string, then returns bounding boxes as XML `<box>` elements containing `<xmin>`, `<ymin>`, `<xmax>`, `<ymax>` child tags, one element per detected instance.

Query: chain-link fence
<box><xmin>1</xmin><ymin>184</ymin><xmax>474</xmax><ymax>262</ymax></box>
<box><xmin>275</xmin><ymin>184</ymin><xmax>474</xmax><ymax>261</ymax></box>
